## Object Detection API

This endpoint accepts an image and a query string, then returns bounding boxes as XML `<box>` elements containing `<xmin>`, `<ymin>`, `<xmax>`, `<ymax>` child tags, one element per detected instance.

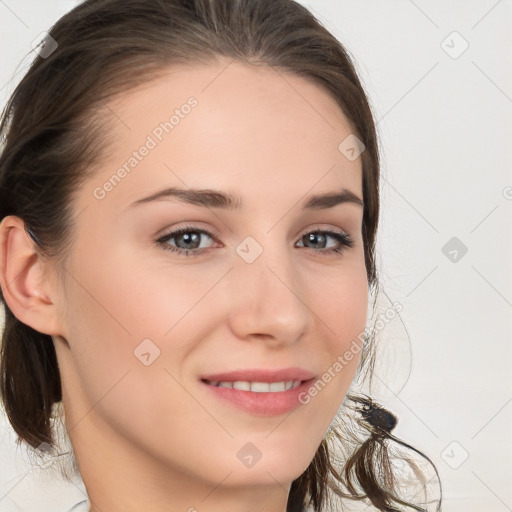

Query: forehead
<box><xmin>81</xmin><ymin>59</ymin><xmax>363</xmax><ymax>213</ymax></box>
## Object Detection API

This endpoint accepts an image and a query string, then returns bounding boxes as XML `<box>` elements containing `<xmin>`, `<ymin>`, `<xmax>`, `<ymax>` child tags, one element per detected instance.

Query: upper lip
<box><xmin>201</xmin><ymin>367</ymin><xmax>316</xmax><ymax>383</ymax></box>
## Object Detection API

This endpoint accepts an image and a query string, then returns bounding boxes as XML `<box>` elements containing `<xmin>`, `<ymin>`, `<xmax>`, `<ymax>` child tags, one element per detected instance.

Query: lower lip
<box><xmin>200</xmin><ymin>379</ymin><xmax>315</xmax><ymax>416</ymax></box>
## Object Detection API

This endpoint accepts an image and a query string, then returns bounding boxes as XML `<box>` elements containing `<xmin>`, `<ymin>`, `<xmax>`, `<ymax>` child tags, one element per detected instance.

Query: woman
<box><xmin>0</xmin><ymin>0</ymin><xmax>441</xmax><ymax>510</ymax></box>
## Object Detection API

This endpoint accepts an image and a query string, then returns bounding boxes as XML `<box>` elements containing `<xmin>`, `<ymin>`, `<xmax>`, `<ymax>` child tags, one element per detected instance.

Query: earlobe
<box><xmin>0</xmin><ymin>215</ymin><xmax>62</xmax><ymax>336</ymax></box>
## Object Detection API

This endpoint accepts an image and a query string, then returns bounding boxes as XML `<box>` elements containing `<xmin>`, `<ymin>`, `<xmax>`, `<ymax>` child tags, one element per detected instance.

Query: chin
<box><xmin>224</xmin><ymin>442</ymin><xmax>318</xmax><ymax>487</ymax></box>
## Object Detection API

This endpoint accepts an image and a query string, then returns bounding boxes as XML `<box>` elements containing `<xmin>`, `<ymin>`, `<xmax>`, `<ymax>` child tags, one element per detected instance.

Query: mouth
<box><xmin>200</xmin><ymin>367</ymin><xmax>316</xmax><ymax>385</ymax></box>
<box><xmin>202</xmin><ymin>379</ymin><xmax>303</xmax><ymax>392</ymax></box>
<box><xmin>199</xmin><ymin>368</ymin><xmax>317</xmax><ymax>416</ymax></box>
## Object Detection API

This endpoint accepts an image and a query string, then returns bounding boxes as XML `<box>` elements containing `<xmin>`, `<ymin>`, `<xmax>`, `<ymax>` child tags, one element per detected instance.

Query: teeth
<box><xmin>209</xmin><ymin>380</ymin><xmax>301</xmax><ymax>392</ymax></box>
<box><xmin>233</xmin><ymin>381</ymin><xmax>251</xmax><ymax>391</ymax></box>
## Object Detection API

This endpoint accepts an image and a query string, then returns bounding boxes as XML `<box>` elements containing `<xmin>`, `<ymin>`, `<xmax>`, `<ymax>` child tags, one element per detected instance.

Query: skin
<box><xmin>0</xmin><ymin>58</ymin><xmax>368</xmax><ymax>512</ymax></box>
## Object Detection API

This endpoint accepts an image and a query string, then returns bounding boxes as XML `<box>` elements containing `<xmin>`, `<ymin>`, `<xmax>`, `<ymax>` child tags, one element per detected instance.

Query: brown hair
<box><xmin>0</xmin><ymin>0</ymin><xmax>441</xmax><ymax>510</ymax></box>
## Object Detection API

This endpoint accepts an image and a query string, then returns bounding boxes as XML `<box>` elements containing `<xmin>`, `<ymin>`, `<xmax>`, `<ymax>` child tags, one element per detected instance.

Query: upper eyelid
<box><xmin>157</xmin><ymin>225</ymin><xmax>216</xmax><ymax>240</ymax></box>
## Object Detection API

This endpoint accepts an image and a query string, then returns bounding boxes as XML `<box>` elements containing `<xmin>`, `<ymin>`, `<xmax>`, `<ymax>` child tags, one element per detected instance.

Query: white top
<box><xmin>66</xmin><ymin>500</ymin><xmax>89</xmax><ymax>512</ymax></box>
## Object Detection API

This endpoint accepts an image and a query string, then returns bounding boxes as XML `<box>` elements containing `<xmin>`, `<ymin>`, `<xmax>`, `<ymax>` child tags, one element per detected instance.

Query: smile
<box><xmin>203</xmin><ymin>379</ymin><xmax>302</xmax><ymax>392</ymax></box>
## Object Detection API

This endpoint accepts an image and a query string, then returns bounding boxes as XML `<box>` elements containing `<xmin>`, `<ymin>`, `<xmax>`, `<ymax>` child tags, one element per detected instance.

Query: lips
<box><xmin>199</xmin><ymin>367</ymin><xmax>317</xmax><ymax>416</ymax></box>
<box><xmin>200</xmin><ymin>367</ymin><xmax>316</xmax><ymax>384</ymax></box>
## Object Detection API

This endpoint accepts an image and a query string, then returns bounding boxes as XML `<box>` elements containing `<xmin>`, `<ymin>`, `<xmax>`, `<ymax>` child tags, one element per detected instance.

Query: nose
<box><xmin>225</xmin><ymin>239</ymin><xmax>312</xmax><ymax>348</ymax></box>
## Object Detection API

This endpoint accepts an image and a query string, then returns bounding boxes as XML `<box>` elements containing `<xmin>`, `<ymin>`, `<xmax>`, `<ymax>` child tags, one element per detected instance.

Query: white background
<box><xmin>0</xmin><ymin>1</ymin><xmax>511</xmax><ymax>511</ymax></box>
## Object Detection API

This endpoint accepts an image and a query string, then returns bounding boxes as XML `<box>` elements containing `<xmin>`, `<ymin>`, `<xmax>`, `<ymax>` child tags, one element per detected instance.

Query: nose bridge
<box><xmin>226</xmin><ymin>233</ymin><xmax>311</xmax><ymax>344</ymax></box>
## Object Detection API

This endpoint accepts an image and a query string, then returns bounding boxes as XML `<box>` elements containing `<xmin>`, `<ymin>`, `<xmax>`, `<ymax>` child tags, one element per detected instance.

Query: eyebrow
<box><xmin>128</xmin><ymin>186</ymin><xmax>364</xmax><ymax>210</ymax></box>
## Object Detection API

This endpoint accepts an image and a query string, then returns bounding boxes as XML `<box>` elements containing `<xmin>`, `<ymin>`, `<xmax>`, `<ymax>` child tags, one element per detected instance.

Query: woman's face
<box><xmin>51</xmin><ymin>59</ymin><xmax>368</xmax><ymax>504</ymax></box>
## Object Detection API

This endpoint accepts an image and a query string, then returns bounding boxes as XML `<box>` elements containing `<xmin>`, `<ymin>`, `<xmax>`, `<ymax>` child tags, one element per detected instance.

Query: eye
<box><xmin>156</xmin><ymin>225</ymin><xmax>217</xmax><ymax>257</ymax></box>
<box><xmin>295</xmin><ymin>228</ymin><xmax>354</xmax><ymax>255</ymax></box>
<box><xmin>155</xmin><ymin>225</ymin><xmax>354</xmax><ymax>257</ymax></box>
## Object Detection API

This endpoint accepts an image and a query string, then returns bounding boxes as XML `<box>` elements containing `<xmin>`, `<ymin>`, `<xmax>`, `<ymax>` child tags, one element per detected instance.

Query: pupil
<box><xmin>180</xmin><ymin>232</ymin><xmax>199</xmax><ymax>249</ymax></box>
<box><xmin>308</xmin><ymin>233</ymin><xmax>325</xmax><ymax>248</ymax></box>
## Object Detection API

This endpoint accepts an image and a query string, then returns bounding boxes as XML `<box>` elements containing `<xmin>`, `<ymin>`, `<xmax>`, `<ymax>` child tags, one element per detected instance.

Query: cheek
<box><xmin>318</xmin><ymin>270</ymin><xmax>368</xmax><ymax>381</ymax></box>
<box><xmin>59</xmin><ymin>241</ymin><xmax>225</xmax><ymax>403</ymax></box>
<box><xmin>289</xmin><ymin>262</ymin><xmax>368</xmax><ymax>418</ymax></box>
<box><xmin>307</xmin><ymin>261</ymin><xmax>369</xmax><ymax>347</ymax></box>
<box><xmin>63</xmin><ymin>236</ymin><xmax>209</xmax><ymax>342</ymax></box>
<box><xmin>59</xmin><ymin>247</ymin><xmax>211</xmax><ymax>452</ymax></box>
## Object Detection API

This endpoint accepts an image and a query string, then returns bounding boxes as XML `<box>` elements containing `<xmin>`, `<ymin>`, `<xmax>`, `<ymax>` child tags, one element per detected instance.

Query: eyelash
<box><xmin>155</xmin><ymin>224</ymin><xmax>354</xmax><ymax>258</ymax></box>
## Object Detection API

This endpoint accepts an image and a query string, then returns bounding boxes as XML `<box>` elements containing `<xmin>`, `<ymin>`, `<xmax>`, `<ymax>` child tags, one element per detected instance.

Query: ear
<box><xmin>0</xmin><ymin>215</ymin><xmax>64</xmax><ymax>336</ymax></box>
